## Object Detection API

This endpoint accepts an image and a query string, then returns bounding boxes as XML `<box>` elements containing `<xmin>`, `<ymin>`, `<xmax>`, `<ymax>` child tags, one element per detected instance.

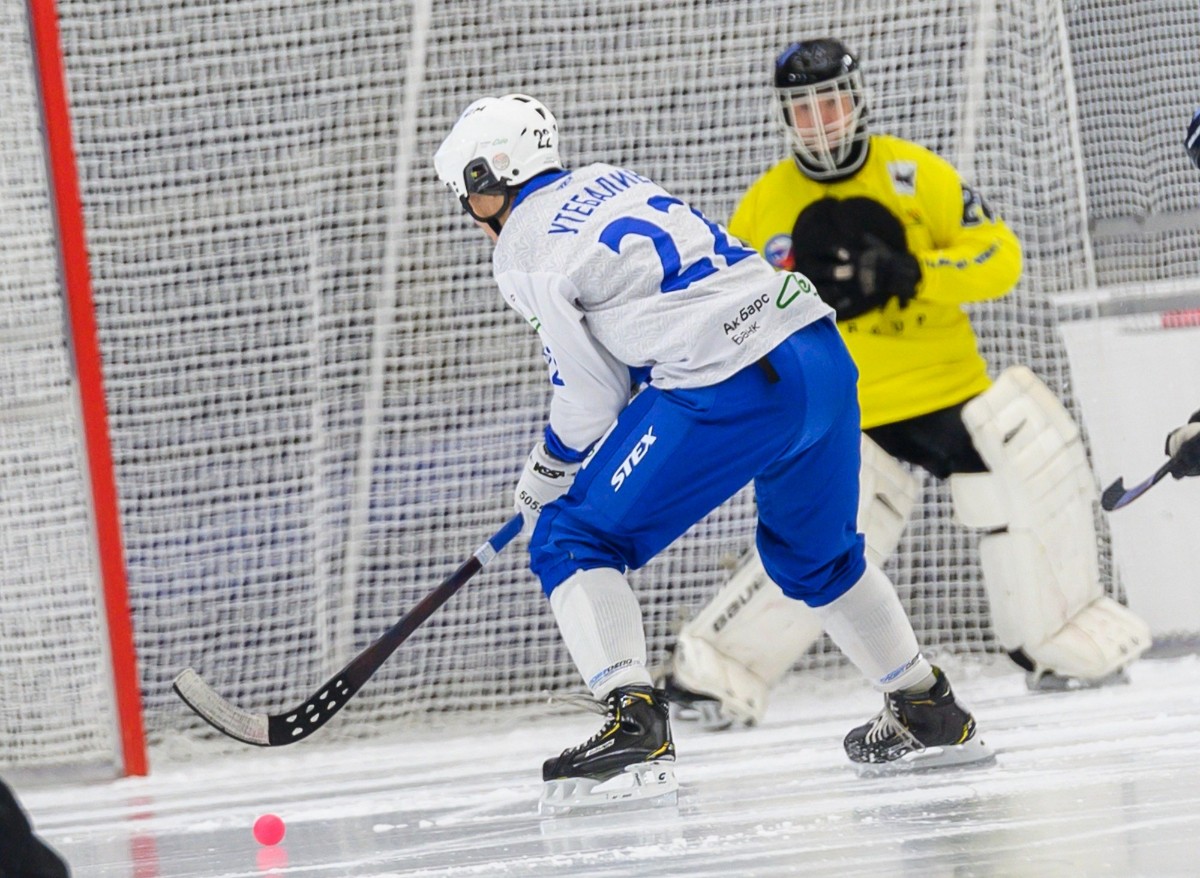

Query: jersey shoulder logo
<box><xmin>764</xmin><ymin>233</ymin><xmax>794</xmax><ymax>269</ymax></box>
<box><xmin>961</xmin><ymin>184</ymin><xmax>995</xmax><ymax>227</ymax></box>
<box><xmin>888</xmin><ymin>161</ymin><xmax>917</xmax><ymax>196</ymax></box>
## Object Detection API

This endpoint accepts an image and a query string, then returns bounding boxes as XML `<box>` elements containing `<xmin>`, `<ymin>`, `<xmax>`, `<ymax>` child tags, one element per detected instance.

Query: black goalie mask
<box><xmin>774</xmin><ymin>39</ymin><xmax>869</xmax><ymax>180</ymax></box>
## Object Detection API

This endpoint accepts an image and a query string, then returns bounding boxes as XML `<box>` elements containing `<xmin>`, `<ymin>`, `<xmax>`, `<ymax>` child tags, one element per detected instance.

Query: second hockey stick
<box><xmin>173</xmin><ymin>514</ymin><xmax>523</xmax><ymax>746</ymax></box>
<box><xmin>1100</xmin><ymin>460</ymin><xmax>1174</xmax><ymax>511</ymax></box>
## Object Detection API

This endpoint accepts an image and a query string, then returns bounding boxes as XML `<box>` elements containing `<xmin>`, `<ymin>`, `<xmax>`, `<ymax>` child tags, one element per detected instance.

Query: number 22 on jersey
<box><xmin>599</xmin><ymin>196</ymin><xmax>755</xmax><ymax>293</ymax></box>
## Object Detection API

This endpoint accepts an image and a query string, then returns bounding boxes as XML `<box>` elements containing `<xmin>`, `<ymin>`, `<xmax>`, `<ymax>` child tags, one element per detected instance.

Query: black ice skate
<box><xmin>657</xmin><ymin>672</ymin><xmax>735</xmax><ymax>732</ymax></box>
<box><xmin>1027</xmin><ymin>667</ymin><xmax>1131</xmax><ymax>692</ymax></box>
<box><xmin>540</xmin><ymin>685</ymin><xmax>677</xmax><ymax>815</ymax></box>
<box><xmin>1009</xmin><ymin>649</ymin><xmax>1131</xmax><ymax>692</ymax></box>
<box><xmin>844</xmin><ymin>666</ymin><xmax>993</xmax><ymax>774</ymax></box>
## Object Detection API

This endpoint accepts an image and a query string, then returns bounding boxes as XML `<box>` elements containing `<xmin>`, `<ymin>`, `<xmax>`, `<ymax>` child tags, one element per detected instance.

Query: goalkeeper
<box><xmin>660</xmin><ymin>38</ymin><xmax>1150</xmax><ymax>730</ymax></box>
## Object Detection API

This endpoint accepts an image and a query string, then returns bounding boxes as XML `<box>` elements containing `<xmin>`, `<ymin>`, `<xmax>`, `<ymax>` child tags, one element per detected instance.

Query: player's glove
<box><xmin>1187</xmin><ymin>109</ymin><xmax>1200</xmax><ymax>170</ymax></box>
<box><xmin>1165</xmin><ymin>410</ymin><xmax>1200</xmax><ymax>479</ymax></box>
<box><xmin>792</xmin><ymin>197</ymin><xmax>921</xmax><ymax>322</ymax></box>
<box><xmin>514</xmin><ymin>442</ymin><xmax>581</xmax><ymax>532</ymax></box>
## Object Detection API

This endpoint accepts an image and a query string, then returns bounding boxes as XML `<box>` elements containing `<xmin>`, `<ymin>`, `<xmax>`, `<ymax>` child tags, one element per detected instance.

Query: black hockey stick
<box><xmin>1100</xmin><ymin>460</ymin><xmax>1174</xmax><ymax>511</ymax></box>
<box><xmin>173</xmin><ymin>514</ymin><xmax>523</xmax><ymax>746</ymax></box>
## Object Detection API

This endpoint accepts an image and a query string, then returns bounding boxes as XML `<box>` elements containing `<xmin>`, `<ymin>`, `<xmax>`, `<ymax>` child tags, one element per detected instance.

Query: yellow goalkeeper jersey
<box><xmin>728</xmin><ymin>134</ymin><xmax>1022</xmax><ymax>429</ymax></box>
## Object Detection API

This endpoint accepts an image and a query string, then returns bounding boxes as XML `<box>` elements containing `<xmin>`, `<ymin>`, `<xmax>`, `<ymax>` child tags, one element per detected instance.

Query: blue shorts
<box><xmin>530</xmin><ymin>317</ymin><xmax>866</xmax><ymax>607</ymax></box>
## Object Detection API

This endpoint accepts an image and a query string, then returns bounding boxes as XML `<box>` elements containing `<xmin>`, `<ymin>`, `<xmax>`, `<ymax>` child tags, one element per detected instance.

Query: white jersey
<box><xmin>492</xmin><ymin>163</ymin><xmax>832</xmax><ymax>454</ymax></box>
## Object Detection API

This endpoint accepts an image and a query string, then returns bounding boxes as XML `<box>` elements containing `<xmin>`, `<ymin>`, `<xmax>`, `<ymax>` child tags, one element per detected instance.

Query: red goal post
<box><xmin>18</xmin><ymin>0</ymin><xmax>146</xmax><ymax>777</ymax></box>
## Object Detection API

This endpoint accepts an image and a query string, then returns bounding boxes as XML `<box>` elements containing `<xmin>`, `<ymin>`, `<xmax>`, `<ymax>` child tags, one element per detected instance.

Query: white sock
<box><xmin>812</xmin><ymin>563</ymin><xmax>933</xmax><ymax>692</ymax></box>
<box><xmin>549</xmin><ymin>567</ymin><xmax>652</xmax><ymax>699</ymax></box>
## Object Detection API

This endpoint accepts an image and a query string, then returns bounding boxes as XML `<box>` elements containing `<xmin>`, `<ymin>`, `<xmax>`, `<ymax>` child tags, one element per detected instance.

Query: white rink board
<box><xmin>1058</xmin><ymin>287</ymin><xmax>1200</xmax><ymax>638</ymax></box>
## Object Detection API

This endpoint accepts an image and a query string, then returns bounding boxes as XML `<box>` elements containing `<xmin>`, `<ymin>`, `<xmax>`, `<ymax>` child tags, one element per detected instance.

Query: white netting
<box><xmin>2</xmin><ymin>0</ymin><xmax>1198</xmax><ymax>767</ymax></box>
<box><xmin>0</xmin><ymin>2</ymin><xmax>115</xmax><ymax>771</ymax></box>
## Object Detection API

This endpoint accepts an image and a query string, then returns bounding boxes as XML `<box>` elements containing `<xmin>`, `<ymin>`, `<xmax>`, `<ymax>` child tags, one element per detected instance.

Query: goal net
<box><xmin>0</xmin><ymin>0</ymin><xmax>117</xmax><ymax>772</ymax></box>
<box><xmin>2</xmin><ymin>0</ymin><xmax>1198</xmax><ymax>771</ymax></box>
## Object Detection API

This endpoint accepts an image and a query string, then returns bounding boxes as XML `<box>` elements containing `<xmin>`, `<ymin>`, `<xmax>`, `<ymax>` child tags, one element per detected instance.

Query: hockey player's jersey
<box><xmin>493</xmin><ymin>164</ymin><xmax>832</xmax><ymax>456</ymax></box>
<box><xmin>728</xmin><ymin>135</ymin><xmax>1022</xmax><ymax>429</ymax></box>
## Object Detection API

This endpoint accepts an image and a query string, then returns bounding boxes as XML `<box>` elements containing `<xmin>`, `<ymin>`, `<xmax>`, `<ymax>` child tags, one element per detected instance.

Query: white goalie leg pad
<box><xmin>954</xmin><ymin>366</ymin><xmax>1150</xmax><ymax>679</ymax></box>
<box><xmin>1026</xmin><ymin>594</ymin><xmax>1150</xmax><ymax>682</ymax></box>
<box><xmin>858</xmin><ymin>433</ymin><xmax>920</xmax><ymax>567</ymax></box>
<box><xmin>669</xmin><ymin>435</ymin><xmax>917</xmax><ymax>725</ymax></box>
<box><xmin>671</xmin><ymin>550</ymin><xmax>822</xmax><ymax>726</ymax></box>
<box><xmin>550</xmin><ymin>568</ymin><xmax>652</xmax><ymax>699</ymax></box>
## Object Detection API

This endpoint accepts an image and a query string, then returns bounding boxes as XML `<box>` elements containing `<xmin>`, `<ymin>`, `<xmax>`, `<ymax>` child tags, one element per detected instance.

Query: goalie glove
<box><xmin>792</xmin><ymin>197</ymin><xmax>921</xmax><ymax>321</ymax></box>
<box><xmin>800</xmin><ymin>234</ymin><xmax>921</xmax><ymax>321</ymax></box>
<box><xmin>1165</xmin><ymin>410</ymin><xmax>1200</xmax><ymax>478</ymax></box>
<box><xmin>514</xmin><ymin>442</ymin><xmax>581</xmax><ymax>531</ymax></box>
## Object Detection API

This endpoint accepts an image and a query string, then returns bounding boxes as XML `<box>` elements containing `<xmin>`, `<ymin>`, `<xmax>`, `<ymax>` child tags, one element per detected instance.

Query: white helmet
<box><xmin>433</xmin><ymin>94</ymin><xmax>563</xmax><ymax>216</ymax></box>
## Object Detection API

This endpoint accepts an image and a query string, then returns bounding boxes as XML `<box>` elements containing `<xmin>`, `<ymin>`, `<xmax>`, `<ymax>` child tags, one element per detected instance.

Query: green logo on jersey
<box><xmin>776</xmin><ymin>273</ymin><xmax>813</xmax><ymax>309</ymax></box>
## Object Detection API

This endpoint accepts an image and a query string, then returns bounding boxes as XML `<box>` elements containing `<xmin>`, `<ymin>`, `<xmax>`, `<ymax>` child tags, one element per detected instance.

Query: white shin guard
<box><xmin>812</xmin><ymin>563</ymin><xmax>933</xmax><ymax>692</ymax></box>
<box><xmin>549</xmin><ymin>568</ymin><xmax>652</xmax><ymax>699</ymax></box>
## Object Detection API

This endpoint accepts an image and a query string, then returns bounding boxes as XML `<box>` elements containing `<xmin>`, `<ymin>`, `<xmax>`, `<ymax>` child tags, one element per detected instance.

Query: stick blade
<box><xmin>173</xmin><ymin>668</ymin><xmax>271</xmax><ymax>746</ymax></box>
<box><xmin>1100</xmin><ymin>477</ymin><xmax>1127</xmax><ymax>511</ymax></box>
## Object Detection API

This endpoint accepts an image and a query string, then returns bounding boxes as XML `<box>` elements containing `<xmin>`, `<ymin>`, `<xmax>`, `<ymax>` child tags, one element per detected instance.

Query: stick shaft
<box><xmin>174</xmin><ymin>515</ymin><xmax>523</xmax><ymax>745</ymax></box>
<box><xmin>1101</xmin><ymin>460</ymin><xmax>1174</xmax><ymax>511</ymax></box>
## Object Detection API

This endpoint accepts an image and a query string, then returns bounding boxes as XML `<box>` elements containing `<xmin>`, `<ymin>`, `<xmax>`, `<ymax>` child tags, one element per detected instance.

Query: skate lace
<box><xmin>542</xmin><ymin>691</ymin><xmax>627</xmax><ymax>752</ymax></box>
<box><xmin>579</xmin><ymin>708</ymin><xmax>620</xmax><ymax>750</ymax></box>
<box><xmin>543</xmin><ymin>690</ymin><xmax>608</xmax><ymax>716</ymax></box>
<box><xmin>864</xmin><ymin>703</ymin><xmax>919</xmax><ymax>747</ymax></box>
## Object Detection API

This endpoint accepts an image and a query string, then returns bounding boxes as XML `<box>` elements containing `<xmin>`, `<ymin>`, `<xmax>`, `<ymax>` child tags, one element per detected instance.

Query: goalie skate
<box><xmin>539</xmin><ymin>685</ymin><xmax>677</xmax><ymax>816</ymax></box>
<box><xmin>1025</xmin><ymin>667</ymin><xmax>1130</xmax><ymax>692</ymax></box>
<box><xmin>845</xmin><ymin>666</ymin><xmax>994</xmax><ymax>776</ymax></box>
<box><xmin>658</xmin><ymin>673</ymin><xmax>734</xmax><ymax>732</ymax></box>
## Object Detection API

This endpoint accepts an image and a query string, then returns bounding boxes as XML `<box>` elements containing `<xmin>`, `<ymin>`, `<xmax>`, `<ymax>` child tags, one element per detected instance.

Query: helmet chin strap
<box><xmin>460</xmin><ymin>189</ymin><xmax>515</xmax><ymax>235</ymax></box>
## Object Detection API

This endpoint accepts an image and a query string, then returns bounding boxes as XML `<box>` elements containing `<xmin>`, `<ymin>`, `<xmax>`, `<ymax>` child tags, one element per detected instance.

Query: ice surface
<box><xmin>15</xmin><ymin>655</ymin><xmax>1200</xmax><ymax>877</ymax></box>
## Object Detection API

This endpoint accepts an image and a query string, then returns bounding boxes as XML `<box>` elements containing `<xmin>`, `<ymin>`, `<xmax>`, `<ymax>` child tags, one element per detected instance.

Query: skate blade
<box><xmin>853</xmin><ymin>736</ymin><xmax>995</xmax><ymax>777</ymax></box>
<box><xmin>538</xmin><ymin>761</ymin><xmax>678</xmax><ymax>817</ymax></box>
<box><xmin>1027</xmin><ymin>668</ymin><xmax>1129</xmax><ymax>692</ymax></box>
<box><xmin>671</xmin><ymin>700</ymin><xmax>735</xmax><ymax>732</ymax></box>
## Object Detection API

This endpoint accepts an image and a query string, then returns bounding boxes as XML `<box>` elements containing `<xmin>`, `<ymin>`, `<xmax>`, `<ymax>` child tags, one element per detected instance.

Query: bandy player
<box><xmin>433</xmin><ymin>93</ymin><xmax>991</xmax><ymax>812</ymax></box>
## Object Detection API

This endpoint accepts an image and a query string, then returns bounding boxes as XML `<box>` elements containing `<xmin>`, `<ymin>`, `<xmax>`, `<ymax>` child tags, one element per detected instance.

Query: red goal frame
<box><xmin>27</xmin><ymin>0</ymin><xmax>147</xmax><ymax>777</ymax></box>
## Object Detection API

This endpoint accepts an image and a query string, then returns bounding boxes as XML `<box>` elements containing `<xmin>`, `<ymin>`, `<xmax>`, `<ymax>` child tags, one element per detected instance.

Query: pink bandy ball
<box><xmin>253</xmin><ymin>813</ymin><xmax>286</xmax><ymax>846</ymax></box>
